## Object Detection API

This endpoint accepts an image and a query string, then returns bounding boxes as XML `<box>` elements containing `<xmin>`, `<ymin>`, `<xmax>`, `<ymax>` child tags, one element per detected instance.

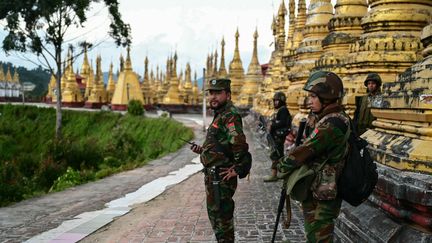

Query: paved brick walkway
<box><xmin>82</xmin><ymin>121</ymin><xmax>306</xmax><ymax>243</ymax></box>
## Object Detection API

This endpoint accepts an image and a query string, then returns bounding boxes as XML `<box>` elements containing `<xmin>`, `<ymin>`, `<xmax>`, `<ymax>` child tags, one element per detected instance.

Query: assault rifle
<box><xmin>258</xmin><ymin>116</ymin><xmax>281</xmax><ymax>159</ymax></box>
<box><xmin>271</xmin><ymin>118</ymin><xmax>307</xmax><ymax>243</ymax></box>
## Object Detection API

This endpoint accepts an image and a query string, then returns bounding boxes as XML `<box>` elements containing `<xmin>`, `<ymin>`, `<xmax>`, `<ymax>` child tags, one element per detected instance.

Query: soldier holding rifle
<box><xmin>277</xmin><ymin>71</ymin><xmax>351</xmax><ymax>242</ymax></box>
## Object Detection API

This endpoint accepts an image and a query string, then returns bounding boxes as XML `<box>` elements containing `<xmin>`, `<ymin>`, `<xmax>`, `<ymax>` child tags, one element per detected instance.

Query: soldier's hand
<box><xmin>190</xmin><ymin>144</ymin><xmax>203</xmax><ymax>154</ymax></box>
<box><xmin>285</xmin><ymin>131</ymin><xmax>296</xmax><ymax>146</ymax></box>
<box><xmin>277</xmin><ymin>158</ymin><xmax>296</xmax><ymax>179</ymax></box>
<box><xmin>220</xmin><ymin>165</ymin><xmax>238</xmax><ymax>181</ymax></box>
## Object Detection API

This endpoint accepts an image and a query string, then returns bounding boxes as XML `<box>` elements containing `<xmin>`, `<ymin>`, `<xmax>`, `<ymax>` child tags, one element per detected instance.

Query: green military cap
<box><xmin>206</xmin><ymin>78</ymin><xmax>231</xmax><ymax>91</ymax></box>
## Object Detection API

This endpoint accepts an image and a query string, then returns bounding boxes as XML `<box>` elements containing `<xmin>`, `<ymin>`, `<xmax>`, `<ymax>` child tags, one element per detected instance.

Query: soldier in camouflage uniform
<box><xmin>190</xmin><ymin>78</ymin><xmax>251</xmax><ymax>243</ymax></box>
<box><xmin>354</xmin><ymin>73</ymin><xmax>383</xmax><ymax>135</ymax></box>
<box><xmin>264</xmin><ymin>91</ymin><xmax>292</xmax><ymax>182</ymax></box>
<box><xmin>278</xmin><ymin>71</ymin><xmax>350</xmax><ymax>243</ymax></box>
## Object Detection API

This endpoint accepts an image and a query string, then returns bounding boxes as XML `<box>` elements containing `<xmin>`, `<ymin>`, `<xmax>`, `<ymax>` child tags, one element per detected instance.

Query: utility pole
<box><xmin>202</xmin><ymin>68</ymin><xmax>206</xmax><ymax>132</ymax></box>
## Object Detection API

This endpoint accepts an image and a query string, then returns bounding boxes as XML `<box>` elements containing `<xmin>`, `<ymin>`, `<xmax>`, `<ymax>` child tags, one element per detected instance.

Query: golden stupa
<box><xmin>80</xmin><ymin>46</ymin><xmax>91</xmax><ymax>85</ymax></box>
<box><xmin>182</xmin><ymin>63</ymin><xmax>194</xmax><ymax>104</ymax></box>
<box><xmin>238</xmin><ymin>28</ymin><xmax>263</xmax><ymax>109</ymax></box>
<box><xmin>191</xmin><ymin>71</ymin><xmax>201</xmax><ymax>105</ymax></box>
<box><xmin>106</xmin><ymin>62</ymin><xmax>116</xmax><ymax>102</ymax></box>
<box><xmin>62</xmin><ymin>50</ymin><xmax>84</xmax><ymax>106</ymax></box>
<box><xmin>162</xmin><ymin>52</ymin><xmax>183</xmax><ymax>105</ymax></box>
<box><xmin>228</xmin><ymin>28</ymin><xmax>245</xmax><ymax>104</ymax></box>
<box><xmin>141</xmin><ymin>56</ymin><xmax>152</xmax><ymax>105</ymax></box>
<box><xmin>85</xmin><ymin>55</ymin><xmax>107</xmax><ymax>108</ymax></box>
<box><xmin>46</xmin><ymin>74</ymin><xmax>57</xmax><ymax>102</ymax></box>
<box><xmin>111</xmin><ymin>47</ymin><xmax>144</xmax><ymax>110</ymax></box>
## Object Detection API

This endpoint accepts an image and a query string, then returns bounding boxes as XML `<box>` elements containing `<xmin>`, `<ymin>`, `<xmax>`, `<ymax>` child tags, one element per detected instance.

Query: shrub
<box><xmin>127</xmin><ymin>99</ymin><xmax>144</xmax><ymax>116</ymax></box>
<box><xmin>50</xmin><ymin>167</ymin><xmax>82</xmax><ymax>192</ymax></box>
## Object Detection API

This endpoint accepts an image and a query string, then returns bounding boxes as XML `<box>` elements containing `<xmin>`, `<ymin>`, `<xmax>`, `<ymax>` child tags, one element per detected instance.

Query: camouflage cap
<box><xmin>206</xmin><ymin>78</ymin><xmax>231</xmax><ymax>91</ymax></box>
<box><xmin>364</xmin><ymin>73</ymin><xmax>382</xmax><ymax>87</ymax></box>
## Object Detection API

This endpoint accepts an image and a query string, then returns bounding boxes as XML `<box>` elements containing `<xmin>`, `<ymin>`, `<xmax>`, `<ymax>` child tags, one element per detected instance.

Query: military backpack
<box><xmin>337</xmin><ymin>123</ymin><xmax>378</xmax><ymax>206</ymax></box>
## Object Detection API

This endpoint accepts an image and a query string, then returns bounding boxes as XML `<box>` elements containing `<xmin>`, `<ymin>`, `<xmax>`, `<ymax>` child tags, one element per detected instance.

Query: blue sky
<box><xmin>0</xmin><ymin>0</ymin><xmax>336</xmax><ymax>77</ymax></box>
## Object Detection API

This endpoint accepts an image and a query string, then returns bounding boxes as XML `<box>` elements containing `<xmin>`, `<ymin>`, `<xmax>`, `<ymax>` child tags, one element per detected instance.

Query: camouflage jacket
<box><xmin>201</xmin><ymin>101</ymin><xmax>250</xmax><ymax>177</ymax></box>
<box><xmin>280</xmin><ymin>103</ymin><xmax>350</xmax><ymax>200</ymax></box>
<box><xmin>355</xmin><ymin>92</ymin><xmax>383</xmax><ymax>135</ymax></box>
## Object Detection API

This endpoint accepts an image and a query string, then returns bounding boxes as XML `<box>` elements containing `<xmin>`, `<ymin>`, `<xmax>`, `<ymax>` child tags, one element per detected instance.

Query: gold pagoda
<box><xmin>162</xmin><ymin>52</ymin><xmax>183</xmax><ymax>105</ymax></box>
<box><xmin>85</xmin><ymin>55</ymin><xmax>108</xmax><ymax>108</ymax></box>
<box><xmin>228</xmin><ymin>28</ymin><xmax>245</xmax><ymax>104</ymax></box>
<box><xmin>62</xmin><ymin>50</ymin><xmax>84</xmax><ymax>107</ymax></box>
<box><xmin>238</xmin><ymin>28</ymin><xmax>263</xmax><ymax>109</ymax></box>
<box><xmin>106</xmin><ymin>62</ymin><xmax>116</xmax><ymax>102</ymax></box>
<box><xmin>141</xmin><ymin>57</ymin><xmax>152</xmax><ymax>105</ymax></box>
<box><xmin>111</xmin><ymin>47</ymin><xmax>144</xmax><ymax>110</ymax></box>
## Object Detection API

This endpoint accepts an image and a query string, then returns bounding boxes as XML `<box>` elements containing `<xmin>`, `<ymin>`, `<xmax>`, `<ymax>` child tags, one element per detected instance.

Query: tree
<box><xmin>0</xmin><ymin>0</ymin><xmax>131</xmax><ymax>139</ymax></box>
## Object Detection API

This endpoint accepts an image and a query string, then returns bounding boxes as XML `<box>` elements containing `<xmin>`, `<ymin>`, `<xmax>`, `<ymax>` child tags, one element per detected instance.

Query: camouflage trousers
<box><xmin>204</xmin><ymin>173</ymin><xmax>237</xmax><ymax>243</ymax></box>
<box><xmin>270</xmin><ymin>140</ymin><xmax>285</xmax><ymax>169</ymax></box>
<box><xmin>301</xmin><ymin>193</ymin><xmax>342</xmax><ymax>243</ymax></box>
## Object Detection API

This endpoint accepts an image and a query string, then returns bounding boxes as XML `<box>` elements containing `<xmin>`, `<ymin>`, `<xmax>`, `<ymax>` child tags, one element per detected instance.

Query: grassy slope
<box><xmin>0</xmin><ymin>104</ymin><xmax>193</xmax><ymax>205</ymax></box>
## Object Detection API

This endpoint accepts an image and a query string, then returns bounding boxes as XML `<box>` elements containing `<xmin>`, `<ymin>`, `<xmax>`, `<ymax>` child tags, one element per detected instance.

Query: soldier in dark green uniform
<box><xmin>353</xmin><ymin>73</ymin><xmax>383</xmax><ymax>135</ymax></box>
<box><xmin>264</xmin><ymin>91</ymin><xmax>292</xmax><ymax>182</ymax></box>
<box><xmin>278</xmin><ymin>71</ymin><xmax>350</xmax><ymax>243</ymax></box>
<box><xmin>190</xmin><ymin>78</ymin><xmax>251</xmax><ymax>243</ymax></box>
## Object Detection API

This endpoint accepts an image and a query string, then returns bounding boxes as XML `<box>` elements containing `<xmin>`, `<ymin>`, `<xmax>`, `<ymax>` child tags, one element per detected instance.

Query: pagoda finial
<box><xmin>219</xmin><ymin>36</ymin><xmax>228</xmax><ymax>78</ymax></box>
<box><xmin>125</xmin><ymin>46</ymin><xmax>132</xmax><ymax>70</ymax></box>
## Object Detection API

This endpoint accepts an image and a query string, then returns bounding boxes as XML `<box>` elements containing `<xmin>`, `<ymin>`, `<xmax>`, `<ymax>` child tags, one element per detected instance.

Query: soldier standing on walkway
<box><xmin>278</xmin><ymin>71</ymin><xmax>350</xmax><ymax>242</ymax></box>
<box><xmin>190</xmin><ymin>78</ymin><xmax>251</xmax><ymax>243</ymax></box>
<box><xmin>353</xmin><ymin>73</ymin><xmax>383</xmax><ymax>135</ymax></box>
<box><xmin>264</xmin><ymin>91</ymin><xmax>292</xmax><ymax>182</ymax></box>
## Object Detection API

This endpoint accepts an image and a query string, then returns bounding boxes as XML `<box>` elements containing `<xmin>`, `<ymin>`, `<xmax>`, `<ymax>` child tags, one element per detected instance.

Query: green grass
<box><xmin>0</xmin><ymin>104</ymin><xmax>194</xmax><ymax>206</ymax></box>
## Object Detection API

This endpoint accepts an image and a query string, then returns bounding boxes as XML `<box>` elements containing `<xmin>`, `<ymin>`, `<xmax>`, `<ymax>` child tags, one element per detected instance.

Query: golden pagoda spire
<box><xmin>239</xmin><ymin>28</ymin><xmax>263</xmax><ymax>108</ymax></box>
<box><xmin>213</xmin><ymin>49</ymin><xmax>218</xmax><ymax>78</ymax></box>
<box><xmin>218</xmin><ymin>37</ymin><xmax>228</xmax><ymax>78</ymax></box>
<box><xmin>119</xmin><ymin>53</ymin><xmax>124</xmax><ymax>72</ymax></box>
<box><xmin>141</xmin><ymin>56</ymin><xmax>152</xmax><ymax>105</ymax></box>
<box><xmin>192</xmin><ymin>70</ymin><xmax>200</xmax><ymax>105</ymax></box>
<box><xmin>5</xmin><ymin>65</ymin><xmax>12</xmax><ymax>82</ymax></box>
<box><xmin>292</xmin><ymin>0</ymin><xmax>306</xmax><ymax>51</ymax></box>
<box><xmin>107</xmin><ymin>62</ymin><xmax>116</xmax><ymax>101</ymax></box>
<box><xmin>172</xmin><ymin>51</ymin><xmax>178</xmax><ymax>78</ymax></box>
<box><xmin>229</xmin><ymin>27</ymin><xmax>245</xmax><ymax>104</ymax></box>
<box><xmin>125</xmin><ymin>47</ymin><xmax>132</xmax><ymax>71</ymax></box>
<box><xmin>283</xmin><ymin>0</ymin><xmax>296</xmax><ymax>55</ymax></box>
<box><xmin>12</xmin><ymin>67</ymin><xmax>20</xmax><ymax>83</ymax></box>
<box><xmin>276</xmin><ymin>0</ymin><xmax>287</xmax><ymax>51</ymax></box>
<box><xmin>80</xmin><ymin>45</ymin><xmax>90</xmax><ymax>84</ymax></box>
<box><xmin>209</xmin><ymin>52</ymin><xmax>214</xmax><ymax>78</ymax></box>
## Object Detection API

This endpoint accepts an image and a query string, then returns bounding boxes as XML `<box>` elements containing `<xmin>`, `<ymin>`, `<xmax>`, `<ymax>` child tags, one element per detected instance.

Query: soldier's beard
<box><xmin>210</xmin><ymin>100</ymin><xmax>227</xmax><ymax>110</ymax></box>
